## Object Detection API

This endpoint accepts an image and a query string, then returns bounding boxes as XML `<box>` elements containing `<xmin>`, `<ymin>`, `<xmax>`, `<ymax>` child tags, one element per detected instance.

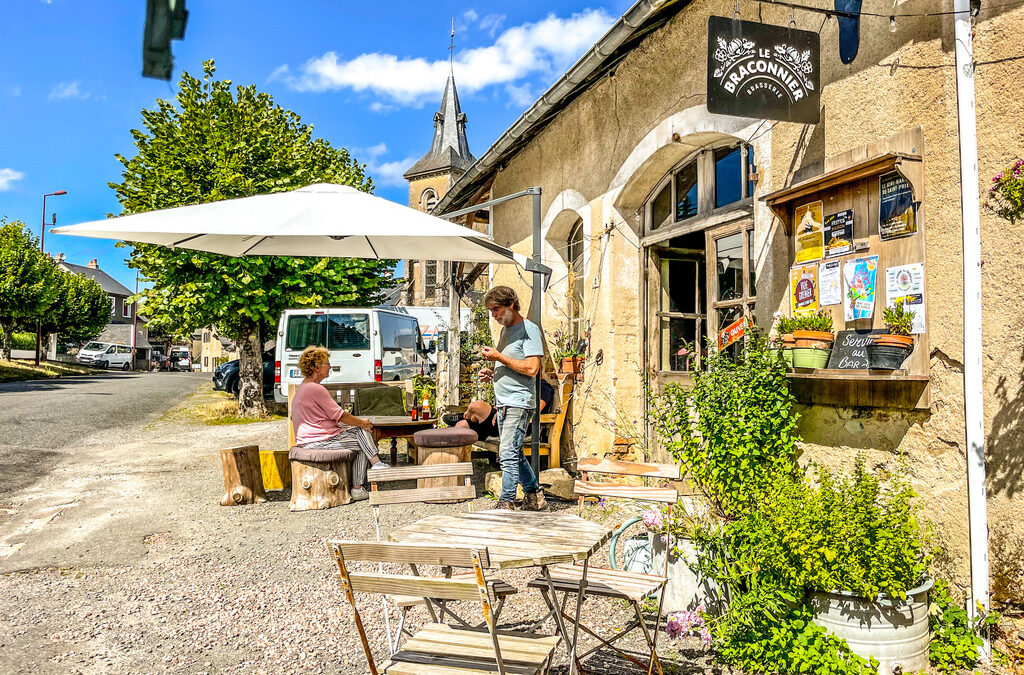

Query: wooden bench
<box><xmin>472</xmin><ymin>377</ymin><xmax>573</xmax><ymax>469</ymax></box>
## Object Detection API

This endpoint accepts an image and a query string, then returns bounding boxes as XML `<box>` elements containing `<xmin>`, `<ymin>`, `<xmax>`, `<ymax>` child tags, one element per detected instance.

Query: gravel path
<box><xmin>0</xmin><ymin>387</ymin><xmax>720</xmax><ymax>674</ymax></box>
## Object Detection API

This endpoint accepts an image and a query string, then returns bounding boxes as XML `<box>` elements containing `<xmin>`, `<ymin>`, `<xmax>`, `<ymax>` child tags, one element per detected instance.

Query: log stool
<box><xmin>413</xmin><ymin>428</ymin><xmax>478</xmax><ymax>504</ymax></box>
<box><xmin>220</xmin><ymin>445</ymin><xmax>267</xmax><ymax>506</ymax></box>
<box><xmin>288</xmin><ymin>446</ymin><xmax>355</xmax><ymax>511</ymax></box>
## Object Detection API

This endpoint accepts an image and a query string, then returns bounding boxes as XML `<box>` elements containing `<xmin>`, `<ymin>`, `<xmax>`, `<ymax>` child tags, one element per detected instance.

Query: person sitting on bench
<box><xmin>443</xmin><ymin>379</ymin><xmax>554</xmax><ymax>441</ymax></box>
<box><xmin>291</xmin><ymin>346</ymin><xmax>389</xmax><ymax>501</ymax></box>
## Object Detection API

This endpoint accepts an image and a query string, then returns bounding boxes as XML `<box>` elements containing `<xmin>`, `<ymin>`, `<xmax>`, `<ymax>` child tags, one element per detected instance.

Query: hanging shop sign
<box><xmin>879</xmin><ymin>171</ymin><xmax>919</xmax><ymax>240</ymax></box>
<box><xmin>794</xmin><ymin>200</ymin><xmax>825</xmax><ymax>263</ymax></box>
<box><xmin>790</xmin><ymin>264</ymin><xmax>819</xmax><ymax>316</ymax></box>
<box><xmin>824</xmin><ymin>209</ymin><xmax>855</xmax><ymax>257</ymax></box>
<box><xmin>718</xmin><ymin>316</ymin><xmax>747</xmax><ymax>350</ymax></box>
<box><xmin>885</xmin><ymin>263</ymin><xmax>926</xmax><ymax>334</ymax></box>
<box><xmin>843</xmin><ymin>255</ymin><xmax>878</xmax><ymax>320</ymax></box>
<box><xmin>707</xmin><ymin>16</ymin><xmax>821</xmax><ymax>124</ymax></box>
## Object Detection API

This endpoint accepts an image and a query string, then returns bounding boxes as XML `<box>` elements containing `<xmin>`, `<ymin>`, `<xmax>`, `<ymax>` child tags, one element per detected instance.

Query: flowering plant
<box><xmin>641</xmin><ymin>507</ymin><xmax>663</xmax><ymax>532</ymax></box>
<box><xmin>987</xmin><ymin>158</ymin><xmax>1024</xmax><ymax>224</ymax></box>
<box><xmin>551</xmin><ymin>325</ymin><xmax>587</xmax><ymax>362</ymax></box>
<box><xmin>665</xmin><ymin>607</ymin><xmax>712</xmax><ymax>645</ymax></box>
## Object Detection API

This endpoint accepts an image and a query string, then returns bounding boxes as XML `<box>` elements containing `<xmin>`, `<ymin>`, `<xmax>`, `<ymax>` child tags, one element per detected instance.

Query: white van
<box><xmin>76</xmin><ymin>342</ymin><xmax>133</xmax><ymax>370</ymax></box>
<box><xmin>273</xmin><ymin>307</ymin><xmax>430</xmax><ymax>403</ymax></box>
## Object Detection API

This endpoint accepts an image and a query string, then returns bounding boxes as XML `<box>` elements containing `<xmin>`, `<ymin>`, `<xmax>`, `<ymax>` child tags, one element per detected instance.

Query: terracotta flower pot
<box><xmin>793</xmin><ymin>330</ymin><xmax>835</xmax><ymax>349</ymax></box>
<box><xmin>782</xmin><ymin>333</ymin><xmax>797</xmax><ymax>348</ymax></box>
<box><xmin>559</xmin><ymin>356</ymin><xmax>584</xmax><ymax>375</ymax></box>
<box><xmin>871</xmin><ymin>334</ymin><xmax>914</xmax><ymax>348</ymax></box>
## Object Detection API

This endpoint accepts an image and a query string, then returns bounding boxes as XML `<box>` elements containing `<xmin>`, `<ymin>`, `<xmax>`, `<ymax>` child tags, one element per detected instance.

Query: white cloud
<box><xmin>505</xmin><ymin>82</ymin><xmax>534</xmax><ymax>107</ymax></box>
<box><xmin>274</xmin><ymin>9</ymin><xmax>615</xmax><ymax>106</ymax></box>
<box><xmin>0</xmin><ymin>168</ymin><xmax>25</xmax><ymax>191</ymax></box>
<box><xmin>10</xmin><ymin>85</ymin><xmax>22</xmax><ymax>97</ymax></box>
<box><xmin>355</xmin><ymin>143</ymin><xmax>416</xmax><ymax>188</ymax></box>
<box><xmin>462</xmin><ymin>9</ymin><xmax>478</xmax><ymax>23</ymax></box>
<box><xmin>48</xmin><ymin>81</ymin><xmax>89</xmax><ymax>101</ymax></box>
<box><xmin>479</xmin><ymin>13</ymin><xmax>506</xmax><ymax>38</ymax></box>
<box><xmin>369</xmin><ymin>101</ymin><xmax>398</xmax><ymax>114</ymax></box>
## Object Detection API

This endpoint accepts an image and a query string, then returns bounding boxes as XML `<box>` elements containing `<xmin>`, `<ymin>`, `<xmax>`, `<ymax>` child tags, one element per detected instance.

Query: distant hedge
<box><xmin>1</xmin><ymin>331</ymin><xmax>38</xmax><ymax>351</ymax></box>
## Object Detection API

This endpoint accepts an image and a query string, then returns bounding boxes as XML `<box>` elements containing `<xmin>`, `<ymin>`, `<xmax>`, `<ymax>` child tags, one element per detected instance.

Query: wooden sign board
<box><xmin>826</xmin><ymin>329</ymin><xmax>886</xmax><ymax>369</ymax></box>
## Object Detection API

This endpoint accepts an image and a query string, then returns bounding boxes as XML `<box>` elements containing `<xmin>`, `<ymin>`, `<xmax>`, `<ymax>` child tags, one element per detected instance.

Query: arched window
<box><xmin>644</xmin><ymin>141</ymin><xmax>756</xmax><ymax>372</ymax></box>
<box><xmin>566</xmin><ymin>219</ymin><xmax>585</xmax><ymax>341</ymax></box>
<box><xmin>420</xmin><ymin>188</ymin><xmax>438</xmax><ymax>212</ymax></box>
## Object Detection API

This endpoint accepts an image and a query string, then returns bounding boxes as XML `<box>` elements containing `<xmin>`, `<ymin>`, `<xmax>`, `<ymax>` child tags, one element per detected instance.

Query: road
<box><xmin>0</xmin><ymin>370</ymin><xmax>206</xmax><ymax>500</ymax></box>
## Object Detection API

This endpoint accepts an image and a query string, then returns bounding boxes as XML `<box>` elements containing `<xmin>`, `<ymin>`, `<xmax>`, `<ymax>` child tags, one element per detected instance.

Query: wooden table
<box><xmin>368</xmin><ymin>416</ymin><xmax>435</xmax><ymax>465</ymax></box>
<box><xmin>389</xmin><ymin>509</ymin><xmax>612</xmax><ymax>675</ymax></box>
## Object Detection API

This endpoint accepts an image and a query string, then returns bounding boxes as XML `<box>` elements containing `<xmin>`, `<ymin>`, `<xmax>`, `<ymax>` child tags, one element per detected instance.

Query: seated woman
<box><xmin>291</xmin><ymin>346</ymin><xmax>389</xmax><ymax>501</ymax></box>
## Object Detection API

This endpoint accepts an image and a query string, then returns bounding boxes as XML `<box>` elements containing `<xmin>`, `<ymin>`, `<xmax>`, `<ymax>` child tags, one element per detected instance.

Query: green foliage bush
<box><xmin>987</xmin><ymin>158</ymin><xmax>1024</xmax><ymax>224</ymax></box>
<box><xmin>882</xmin><ymin>298</ymin><xmax>916</xmax><ymax>336</ymax></box>
<box><xmin>928</xmin><ymin>579</ymin><xmax>999</xmax><ymax>674</ymax></box>
<box><xmin>650</xmin><ymin>328</ymin><xmax>798</xmax><ymax>518</ymax></box>
<box><xmin>11</xmin><ymin>332</ymin><xmax>36</xmax><ymax>351</ymax></box>
<box><xmin>790</xmin><ymin>309</ymin><xmax>834</xmax><ymax>333</ymax></box>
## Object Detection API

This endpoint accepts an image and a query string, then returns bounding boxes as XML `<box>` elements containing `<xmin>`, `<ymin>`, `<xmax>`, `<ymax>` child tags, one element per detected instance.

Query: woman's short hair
<box><xmin>484</xmin><ymin>285</ymin><xmax>520</xmax><ymax>312</ymax></box>
<box><xmin>298</xmin><ymin>346</ymin><xmax>330</xmax><ymax>377</ymax></box>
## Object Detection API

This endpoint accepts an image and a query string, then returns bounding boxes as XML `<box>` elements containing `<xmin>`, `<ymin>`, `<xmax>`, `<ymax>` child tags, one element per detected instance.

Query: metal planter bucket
<box><xmin>809</xmin><ymin>578</ymin><xmax>932</xmax><ymax>674</ymax></box>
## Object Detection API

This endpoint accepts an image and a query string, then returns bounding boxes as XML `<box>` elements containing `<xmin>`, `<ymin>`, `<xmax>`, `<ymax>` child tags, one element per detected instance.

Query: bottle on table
<box><xmin>421</xmin><ymin>395</ymin><xmax>431</xmax><ymax>421</ymax></box>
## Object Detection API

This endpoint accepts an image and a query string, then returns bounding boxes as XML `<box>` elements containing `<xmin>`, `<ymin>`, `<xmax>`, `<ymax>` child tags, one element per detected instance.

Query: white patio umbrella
<box><xmin>51</xmin><ymin>183</ymin><xmax>524</xmax><ymax>265</ymax></box>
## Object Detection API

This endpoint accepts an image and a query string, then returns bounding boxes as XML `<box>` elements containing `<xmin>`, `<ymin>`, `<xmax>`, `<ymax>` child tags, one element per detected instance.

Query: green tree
<box><xmin>0</xmin><ymin>220</ymin><xmax>58</xmax><ymax>360</ymax></box>
<box><xmin>110</xmin><ymin>61</ymin><xmax>392</xmax><ymax>414</ymax></box>
<box><xmin>36</xmin><ymin>270</ymin><xmax>112</xmax><ymax>345</ymax></box>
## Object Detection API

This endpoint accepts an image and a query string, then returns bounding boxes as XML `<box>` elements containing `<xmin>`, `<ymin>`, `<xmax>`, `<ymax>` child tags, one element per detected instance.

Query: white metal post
<box><xmin>953</xmin><ymin>0</ymin><xmax>990</xmax><ymax>657</ymax></box>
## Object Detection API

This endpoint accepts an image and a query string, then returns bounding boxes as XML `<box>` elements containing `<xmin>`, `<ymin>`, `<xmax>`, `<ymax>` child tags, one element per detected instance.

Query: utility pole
<box><xmin>37</xmin><ymin>190</ymin><xmax>67</xmax><ymax>366</ymax></box>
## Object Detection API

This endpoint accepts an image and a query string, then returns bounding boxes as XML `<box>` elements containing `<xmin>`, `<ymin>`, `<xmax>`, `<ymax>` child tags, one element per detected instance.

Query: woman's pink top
<box><xmin>291</xmin><ymin>381</ymin><xmax>345</xmax><ymax>445</ymax></box>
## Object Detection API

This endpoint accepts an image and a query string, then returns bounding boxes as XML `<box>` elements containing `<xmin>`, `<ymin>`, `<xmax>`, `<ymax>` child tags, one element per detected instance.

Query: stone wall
<box><xmin>482</xmin><ymin>0</ymin><xmax>1024</xmax><ymax>600</ymax></box>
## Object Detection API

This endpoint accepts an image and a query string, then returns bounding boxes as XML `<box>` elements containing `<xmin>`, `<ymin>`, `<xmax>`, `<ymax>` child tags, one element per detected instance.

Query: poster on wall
<box><xmin>824</xmin><ymin>209</ymin><xmax>854</xmax><ymax>257</ymax></box>
<box><xmin>794</xmin><ymin>200</ymin><xmax>825</xmax><ymax>263</ymax></box>
<box><xmin>819</xmin><ymin>259</ymin><xmax>842</xmax><ymax>306</ymax></box>
<box><xmin>879</xmin><ymin>171</ymin><xmax>919</xmax><ymax>240</ymax></box>
<box><xmin>885</xmin><ymin>263</ymin><xmax>926</xmax><ymax>334</ymax></box>
<box><xmin>706</xmin><ymin>16</ymin><xmax>821</xmax><ymax>124</ymax></box>
<box><xmin>843</xmin><ymin>255</ymin><xmax>878</xmax><ymax>321</ymax></box>
<box><xmin>790</xmin><ymin>264</ymin><xmax>819</xmax><ymax>315</ymax></box>
<box><xmin>718</xmin><ymin>316</ymin><xmax>747</xmax><ymax>350</ymax></box>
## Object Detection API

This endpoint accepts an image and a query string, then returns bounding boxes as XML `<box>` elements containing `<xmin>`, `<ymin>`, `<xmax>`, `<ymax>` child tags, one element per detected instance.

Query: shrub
<box><xmin>12</xmin><ymin>332</ymin><xmax>36</xmax><ymax>351</ymax></box>
<box><xmin>790</xmin><ymin>309</ymin><xmax>834</xmax><ymax>333</ymax></box>
<box><xmin>929</xmin><ymin>579</ymin><xmax>999</xmax><ymax>674</ymax></box>
<box><xmin>650</xmin><ymin>329</ymin><xmax>799</xmax><ymax>519</ymax></box>
<box><xmin>987</xmin><ymin>158</ymin><xmax>1024</xmax><ymax>224</ymax></box>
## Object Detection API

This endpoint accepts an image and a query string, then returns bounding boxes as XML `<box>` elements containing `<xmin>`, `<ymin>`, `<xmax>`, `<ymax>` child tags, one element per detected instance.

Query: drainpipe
<box><xmin>953</xmin><ymin>0</ymin><xmax>989</xmax><ymax>657</ymax></box>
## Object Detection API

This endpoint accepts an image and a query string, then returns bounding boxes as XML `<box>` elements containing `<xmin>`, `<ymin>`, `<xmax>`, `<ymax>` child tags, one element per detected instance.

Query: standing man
<box><xmin>478</xmin><ymin>285</ymin><xmax>547</xmax><ymax>511</ymax></box>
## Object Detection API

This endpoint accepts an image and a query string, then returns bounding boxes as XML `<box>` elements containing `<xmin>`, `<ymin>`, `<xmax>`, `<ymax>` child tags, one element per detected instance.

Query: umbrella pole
<box><xmin>530</xmin><ymin>188</ymin><xmax>542</xmax><ymax>477</ymax></box>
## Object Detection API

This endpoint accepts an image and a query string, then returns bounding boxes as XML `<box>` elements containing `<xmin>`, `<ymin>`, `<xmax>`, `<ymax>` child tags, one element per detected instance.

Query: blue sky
<box><xmin>0</xmin><ymin>0</ymin><xmax>631</xmax><ymax>291</ymax></box>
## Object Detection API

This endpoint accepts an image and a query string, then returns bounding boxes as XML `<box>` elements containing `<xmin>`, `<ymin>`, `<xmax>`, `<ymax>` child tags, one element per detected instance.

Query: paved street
<box><xmin>0</xmin><ymin>371</ymin><xmax>206</xmax><ymax>500</ymax></box>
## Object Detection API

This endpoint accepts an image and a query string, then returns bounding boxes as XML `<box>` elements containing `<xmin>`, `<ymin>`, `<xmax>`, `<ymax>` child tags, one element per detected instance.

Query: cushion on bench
<box><xmin>288</xmin><ymin>446</ymin><xmax>356</xmax><ymax>463</ymax></box>
<box><xmin>413</xmin><ymin>428</ymin><xmax>479</xmax><ymax>447</ymax></box>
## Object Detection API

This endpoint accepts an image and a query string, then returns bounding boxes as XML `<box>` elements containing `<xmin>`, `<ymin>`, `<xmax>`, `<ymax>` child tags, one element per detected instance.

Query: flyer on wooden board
<box><xmin>843</xmin><ymin>255</ymin><xmax>878</xmax><ymax>321</ymax></box>
<box><xmin>819</xmin><ymin>259</ymin><xmax>842</xmax><ymax>306</ymax></box>
<box><xmin>879</xmin><ymin>171</ymin><xmax>918</xmax><ymax>240</ymax></box>
<box><xmin>794</xmin><ymin>200</ymin><xmax>825</xmax><ymax>263</ymax></box>
<box><xmin>823</xmin><ymin>209</ymin><xmax>854</xmax><ymax>257</ymax></box>
<box><xmin>885</xmin><ymin>263</ymin><xmax>926</xmax><ymax>334</ymax></box>
<box><xmin>790</xmin><ymin>264</ymin><xmax>819</xmax><ymax>316</ymax></box>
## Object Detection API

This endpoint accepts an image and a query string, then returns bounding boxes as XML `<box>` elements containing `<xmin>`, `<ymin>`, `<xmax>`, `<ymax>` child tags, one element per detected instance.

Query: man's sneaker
<box><xmin>441</xmin><ymin>412</ymin><xmax>463</xmax><ymax>427</ymax></box>
<box><xmin>374</xmin><ymin>462</ymin><xmax>391</xmax><ymax>471</ymax></box>
<box><xmin>522</xmin><ymin>491</ymin><xmax>548</xmax><ymax>511</ymax></box>
<box><xmin>494</xmin><ymin>500</ymin><xmax>517</xmax><ymax>511</ymax></box>
<box><xmin>351</xmin><ymin>486</ymin><xmax>369</xmax><ymax>501</ymax></box>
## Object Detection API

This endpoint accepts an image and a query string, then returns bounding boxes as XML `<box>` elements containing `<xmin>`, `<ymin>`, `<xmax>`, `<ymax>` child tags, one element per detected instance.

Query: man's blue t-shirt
<box><xmin>493</xmin><ymin>319</ymin><xmax>544</xmax><ymax>409</ymax></box>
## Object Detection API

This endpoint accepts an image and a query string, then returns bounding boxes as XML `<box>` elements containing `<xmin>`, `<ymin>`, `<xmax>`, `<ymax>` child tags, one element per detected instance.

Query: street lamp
<box><xmin>36</xmin><ymin>190</ymin><xmax>68</xmax><ymax>366</ymax></box>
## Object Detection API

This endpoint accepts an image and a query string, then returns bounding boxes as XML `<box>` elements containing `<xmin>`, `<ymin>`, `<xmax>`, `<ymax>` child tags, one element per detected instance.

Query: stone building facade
<box><xmin>436</xmin><ymin>0</ymin><xmax>1024</xmax><ymax>600</ymax></box>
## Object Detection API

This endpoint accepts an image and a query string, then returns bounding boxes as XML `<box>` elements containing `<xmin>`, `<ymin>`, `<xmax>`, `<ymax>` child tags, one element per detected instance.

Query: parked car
<box><xmin>76</xmin><ymin>341</ymin><xmax>133</xmax><ymax>370</ymax></box>
<box><xmin>213</xmin><ymin>351</ymin><xmax>276</xmax><ymax>399</ymax></box>
<box><xmin>150</xmin><ymin>352</ymin><xmax>170</xmax><ymax>371</ymax></box>
<box><xmin>168</xmin><ymin>347</ymin><xmax>192</xmax><ymax>372</ymax></box>
<box><xmin>273</xmin><ymin>307</ymin><xmax>430</xmax><ymax>403</ymax></box>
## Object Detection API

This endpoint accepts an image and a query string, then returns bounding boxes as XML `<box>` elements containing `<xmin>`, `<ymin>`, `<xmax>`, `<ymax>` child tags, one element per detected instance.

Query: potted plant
<box><xmin>790</xmin><ymin>310</ymin><xmax>834</xmax><ymax>369</ymax></box>
<box><xmin>771</xmin><ymin>312</ymin><xmax>796</xmax><ymax>368</ymax></box>
<box><xmin>552</xmin><ymin>326</ymin><xmax>587</xmax><ymax>376</ymax></box>
<box><xmin>868</xmin><ymin>298</ymin><xmax>916</xmax><ymax>369</ymax></box>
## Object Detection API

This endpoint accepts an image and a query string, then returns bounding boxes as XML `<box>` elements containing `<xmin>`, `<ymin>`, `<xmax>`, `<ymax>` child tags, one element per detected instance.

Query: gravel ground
<box><xmin>0</xmin><ymin>387</ymin><xmax>720</xmax><ymax>674</ymax></box>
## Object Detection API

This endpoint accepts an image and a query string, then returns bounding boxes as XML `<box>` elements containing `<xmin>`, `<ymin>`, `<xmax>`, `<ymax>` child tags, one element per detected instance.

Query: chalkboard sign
<box><xmin>826</xmin><ymin>329</ymin><xmax>886</xmax><ymax>369</ymax></box>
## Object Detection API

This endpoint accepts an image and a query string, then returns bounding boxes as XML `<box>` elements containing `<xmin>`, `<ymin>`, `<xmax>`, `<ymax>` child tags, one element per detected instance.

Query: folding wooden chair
<box><xmin>527</xmin><ymin>458</ymin><xmax>680</xmax><ymax>675</ymax></box>
<box><xmin>329</xmin><ymin>540</ymin><xmax>559</xmax><ymax>675</ymax></box>
<box><xmin>367</xmin><ymin>463</ymin><xmax>517</xmax><ymax>653</ymax></box>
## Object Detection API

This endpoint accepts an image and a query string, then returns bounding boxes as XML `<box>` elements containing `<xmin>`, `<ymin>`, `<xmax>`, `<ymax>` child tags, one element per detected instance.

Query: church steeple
<box><xmin>403</xmin><ymin>74</ymin><xmax>476</xmax><ymax>180</ymax></box>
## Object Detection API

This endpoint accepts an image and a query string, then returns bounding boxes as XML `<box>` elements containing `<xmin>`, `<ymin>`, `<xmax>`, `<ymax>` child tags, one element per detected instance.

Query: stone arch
<box><xmin>608</xmin><ymin>106</ymin><xmax>764</xmax><ymax>219</ymax></box>
<box><xmin>540</xmin><ymin>190</ymin><xmax>591</xmax><ymax>328</ymax></box>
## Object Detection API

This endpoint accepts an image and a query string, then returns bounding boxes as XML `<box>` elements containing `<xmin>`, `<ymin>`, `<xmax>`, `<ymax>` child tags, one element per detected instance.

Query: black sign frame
<box><xmin>707</xmin><ymin>16</ymin><xmax>821</xmax><ymax>124</ymax></box>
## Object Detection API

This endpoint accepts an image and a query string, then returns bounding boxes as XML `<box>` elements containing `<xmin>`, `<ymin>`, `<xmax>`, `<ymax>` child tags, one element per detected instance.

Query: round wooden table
<box><xmin>389</xmin><ymin>509</ymin><xmax>612</xmax><ymax>675</ymax></box>
<box><xmin>367</xmin><ymin>416</ymin><xmax>435</xmax><ymax>465</ymax></box>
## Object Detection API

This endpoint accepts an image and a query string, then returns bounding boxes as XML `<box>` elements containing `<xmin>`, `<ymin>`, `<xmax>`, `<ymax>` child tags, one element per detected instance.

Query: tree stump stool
<box><xmin>288</xmin><ymin>446</ymin><xmax>355</xmax><ymax>511</ymax></box>
<box><xmin>220</xmin><ymin>445</ymin><xmax>268</xmax><ymax>506</ymax></box>
<box><xmin>413</xmin><ymin>428</ymin><xmax>478</xmax><ymax>504</ymax></box>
